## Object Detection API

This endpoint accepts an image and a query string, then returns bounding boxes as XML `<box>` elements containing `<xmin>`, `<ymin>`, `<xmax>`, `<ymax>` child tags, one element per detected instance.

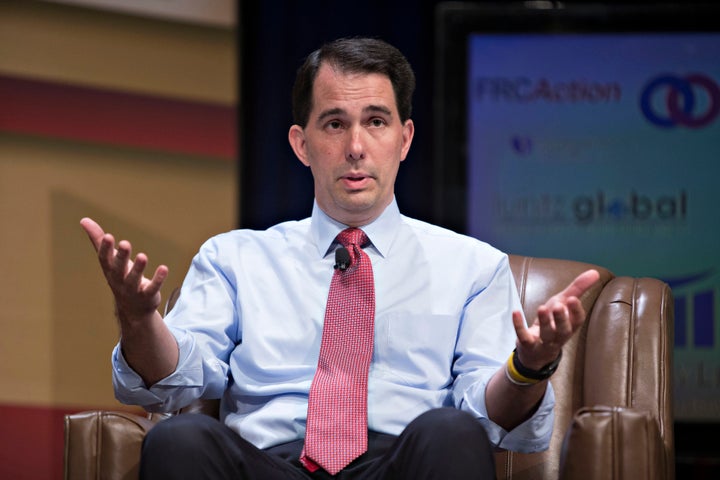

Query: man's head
<box><xmin>288</xmin><ymin>37</ymin><xmax>416</xmax><ymax>227</ymax></box>
<box><xmin>292</xmin><ymin>37</ymin><xmax>416</xmax><ymax>129</ymax></box>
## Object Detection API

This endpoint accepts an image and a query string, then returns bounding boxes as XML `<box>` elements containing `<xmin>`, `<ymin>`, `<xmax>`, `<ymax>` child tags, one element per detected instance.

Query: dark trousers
<box><xmin>140</xmin><ymin>407</ymin><xmax>496</xmax><ymax>479</ymax></box>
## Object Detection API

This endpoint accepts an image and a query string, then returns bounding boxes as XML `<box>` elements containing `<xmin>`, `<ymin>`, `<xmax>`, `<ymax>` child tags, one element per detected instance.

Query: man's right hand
<box><xmin>80</xmin><ymin>217</ymin><xmax>178</xmax><ymax>385</ymax></box>
<box><xmin>80</xmin><ymin>217</ymin><xmax>168</xmax><ymax>321</ymax></box>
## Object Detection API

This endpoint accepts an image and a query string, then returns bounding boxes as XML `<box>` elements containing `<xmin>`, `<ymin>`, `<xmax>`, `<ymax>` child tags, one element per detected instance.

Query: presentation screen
<box><xmin>434</xmin><ymin>3</ymin><xmax>720</xmax><ymax>423</ymax></box>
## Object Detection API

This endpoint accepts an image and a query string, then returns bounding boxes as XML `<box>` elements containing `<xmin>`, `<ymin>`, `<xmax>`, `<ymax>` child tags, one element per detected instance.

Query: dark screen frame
<box><xmin>432</xmin><ymin>2</ymin><xmax>720</xmax><ymax>465</ymax></box>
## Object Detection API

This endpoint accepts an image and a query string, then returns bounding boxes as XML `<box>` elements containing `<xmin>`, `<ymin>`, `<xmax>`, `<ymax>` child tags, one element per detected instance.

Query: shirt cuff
<box><xmin>465</xmin><ymin>380</ymin><xmax>556</xmax><ymax>453</ymax></box>
<box><xmin>111</xmin><ymin>326</ymin><xmax>204</xmax><ymax>410</ymax></box>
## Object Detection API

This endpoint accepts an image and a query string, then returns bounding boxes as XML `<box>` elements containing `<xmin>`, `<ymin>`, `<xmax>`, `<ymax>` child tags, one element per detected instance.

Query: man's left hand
<box><xmin>512</xmin><ymin>269</ymin><xmax>601</xmax><ymax>370</ymax></box>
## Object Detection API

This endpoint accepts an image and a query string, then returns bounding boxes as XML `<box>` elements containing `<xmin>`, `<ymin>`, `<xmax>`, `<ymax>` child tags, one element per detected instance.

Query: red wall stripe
<box><xmin>0</xmin><ymin>403</ymin><xmax>146</xmax><ymax>480</ymax></box>
<box><xmin>0</xmin><ymin>404</ymin><xmax>75</xmax><ymax>480</ymax></box>
<box><xmin>0</xmin><ymin>74</ymin><xmax>237</xmax><ymax>160</ymax></box>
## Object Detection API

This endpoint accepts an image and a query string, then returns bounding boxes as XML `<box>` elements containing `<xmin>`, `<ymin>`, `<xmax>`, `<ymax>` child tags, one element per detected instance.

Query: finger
<box><xmin>537</xmin><ymin>306</ymin><xmax>557</xmax><ymax>345</ymax></box>
<box><xmin>566</xmin><ymin>296</ymin><xmax>587</xmax><ymax>331</ymax></box>
<box><xmin>111</xmin><ymin>240</ymin><xmax>133</xmax><ymax>282</ymax></box>
<box><xmin>552</xmin><ymin>302</ymin><xmax>573</xmax><ymax>338</ymax></box>
<box><xmin>79</xmin><ymin>217</ymin><xmax>106</xmax><ymax>252</ymax></box>
<box><xmin>550</xmin><ymin>270</ymin><xmax>600</xmax><ymax>301</ymax></box>
<box><xmin>97</xmin><ymin>233</ymin><xmax>117</xmax><ymax>271</ymax></box>
<box><xmin>146</xmin><ymin>265</ymin><xmax>169</xmax><ymax>295</ymax></box>
<box><xmin>559</xmin><ymin>269</ymin><xmax>600</xmax><ymax>301</ymax></box>
<box><xmin>512</xmin><ymin>310</ymin><xmax>533</xmax><ymax>344</ymax></box>
<box><xmin>125</xmin><ymin>252</ymin><xmax>148</xmax><ymax>288</ymax></box>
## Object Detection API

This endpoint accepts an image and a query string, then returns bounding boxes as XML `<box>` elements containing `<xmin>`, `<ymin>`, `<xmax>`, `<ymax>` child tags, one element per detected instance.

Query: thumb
<box><xmin>561</xmin><ymin>269</ymin><xmax>600</xmax><ymax>300</ymax></box>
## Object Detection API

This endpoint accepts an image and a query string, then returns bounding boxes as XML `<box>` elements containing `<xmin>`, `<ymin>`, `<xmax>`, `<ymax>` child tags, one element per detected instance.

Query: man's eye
<box><xmin>370</xmin><ymin>118</ymin><xmax>386</xmax><ymax>127</ymax></box>
<box><xmin>327</xmin><ymin>120</ymin><xmax>342</xmax><ymax>129</ymax></box>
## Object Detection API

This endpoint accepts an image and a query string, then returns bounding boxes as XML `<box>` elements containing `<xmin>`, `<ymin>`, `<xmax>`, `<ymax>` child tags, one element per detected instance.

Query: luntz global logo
<box><xmin>640</xmin><ymin>73</ymin><xmax>720</xmax><ymax>128</ymax></box>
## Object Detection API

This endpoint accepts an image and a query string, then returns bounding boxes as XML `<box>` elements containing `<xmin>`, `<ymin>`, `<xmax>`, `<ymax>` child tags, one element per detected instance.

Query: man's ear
<box><xmin>288</xmin><ymin>125</ymin><xmax>310</xmax><ymax>166</ymax></box>
<box><xmin>399</xmin><ymin>119</ymin><xmax>415</xmax><ymax>162</ymax></box>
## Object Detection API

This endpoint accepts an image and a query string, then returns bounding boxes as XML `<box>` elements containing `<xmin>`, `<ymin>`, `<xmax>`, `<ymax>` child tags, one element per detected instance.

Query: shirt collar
<box><xmin>311</xmin><ymin>198</ymin><xmax>401</xmax><ymax>259</ymax></box>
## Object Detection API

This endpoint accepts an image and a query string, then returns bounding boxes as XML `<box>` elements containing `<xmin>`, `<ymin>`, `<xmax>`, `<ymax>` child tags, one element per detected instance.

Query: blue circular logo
<box><xmin>640</xmin><ymin>74</ymin><xmax>720</xmax><ymax>128</ymax></box>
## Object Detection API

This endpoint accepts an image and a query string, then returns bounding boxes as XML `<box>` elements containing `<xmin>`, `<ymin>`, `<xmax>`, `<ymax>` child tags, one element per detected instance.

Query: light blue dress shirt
<box><xmin>112</xmin><ymin>198</ymin><xmax>555</xmax><ymax>452</ymax></box>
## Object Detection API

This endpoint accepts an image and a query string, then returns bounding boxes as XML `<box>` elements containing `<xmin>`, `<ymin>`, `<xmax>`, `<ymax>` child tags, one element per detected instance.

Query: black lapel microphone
<box><xmin>334</xmin><ymin>247</ymin><xmax>351</xmax><ymax>271</ymax></box>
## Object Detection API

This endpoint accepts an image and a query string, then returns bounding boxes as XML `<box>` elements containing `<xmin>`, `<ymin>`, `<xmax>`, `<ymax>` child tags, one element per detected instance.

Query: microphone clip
<box><xmin>334</xmin><ymin>246</ymin><xmax>351</xmax><ymax>271</ymax></box>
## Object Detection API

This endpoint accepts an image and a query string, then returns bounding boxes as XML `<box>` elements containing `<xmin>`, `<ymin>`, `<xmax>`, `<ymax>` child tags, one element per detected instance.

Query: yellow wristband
<box><xmin>505</xmin><ymin>351</ymin><xmax>540</xmax><ymax>386</ymax></box>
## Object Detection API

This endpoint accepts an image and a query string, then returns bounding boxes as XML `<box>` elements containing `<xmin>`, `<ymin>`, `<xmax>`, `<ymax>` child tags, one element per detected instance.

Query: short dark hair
<box><xmin>291</xmin><ymin>37</ymin><xmax>416</xmax><ymax>128</ymax></box>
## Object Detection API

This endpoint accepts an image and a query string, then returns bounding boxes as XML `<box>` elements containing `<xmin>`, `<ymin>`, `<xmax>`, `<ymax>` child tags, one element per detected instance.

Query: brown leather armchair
<box><xmin>64</xmin><ymin>255</ymin><xmax>674</xmax><ymax>480</ymax></box>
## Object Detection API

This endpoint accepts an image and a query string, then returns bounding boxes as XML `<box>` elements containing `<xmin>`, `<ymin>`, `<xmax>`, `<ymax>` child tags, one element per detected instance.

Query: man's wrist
<box><xmin>505</xmin><ymin>358</ymin><xmax>539</xmax><ymax>386</ymax></box>
<box><xmin>506</xmin><ymin>348</ymin><xmax>562</xmax><ymax>384</ymax></box>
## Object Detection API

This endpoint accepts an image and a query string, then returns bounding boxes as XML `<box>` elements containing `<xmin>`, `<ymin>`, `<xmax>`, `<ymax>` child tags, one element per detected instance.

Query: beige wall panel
<box><xmin>0</xmin><ymin>132</ymin><xmax>237</xmax><ymax>407</ymax></box>
<box><xmin>0</xmin><ymin>0</ymin><xmax>237</xmax><ymax>104</ymax></box>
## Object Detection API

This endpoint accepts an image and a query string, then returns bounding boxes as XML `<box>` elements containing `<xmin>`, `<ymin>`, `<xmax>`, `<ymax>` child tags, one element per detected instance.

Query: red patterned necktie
<box><xmin>300</xmin><ymin>228</ymin><xmax>376</xmax><ymax>475</ymax></box>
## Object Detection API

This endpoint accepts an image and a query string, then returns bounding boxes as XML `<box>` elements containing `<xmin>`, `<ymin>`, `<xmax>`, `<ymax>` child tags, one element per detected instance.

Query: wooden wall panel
<box><xmin>0</xmin><ymin>1</ymin><xmax>238</xmax><ymax>478</ymax></box>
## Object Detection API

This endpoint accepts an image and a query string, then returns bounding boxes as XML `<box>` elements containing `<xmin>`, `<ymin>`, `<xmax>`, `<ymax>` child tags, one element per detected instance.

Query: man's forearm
<box><xmin>485</xmin><ymin>367</ymin><xmax>547</xmax><ymax>431</ymax></box>
<box><xmin>118</xmin><ymin>310</ymin><xmax>180</xmax><ymax>387</ymax></box>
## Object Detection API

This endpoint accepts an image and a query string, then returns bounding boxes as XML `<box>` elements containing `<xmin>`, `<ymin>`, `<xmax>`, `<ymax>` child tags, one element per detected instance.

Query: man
<box><xmin>81</xmin><ymin>37</ymin><xmax>599</xmax><ymax>479</ymax></box>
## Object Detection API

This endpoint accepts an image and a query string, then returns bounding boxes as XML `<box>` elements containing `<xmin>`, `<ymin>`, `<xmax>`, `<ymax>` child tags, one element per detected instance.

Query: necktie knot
<box><xmin>336</xmin><ymin>227</ymin><xmax>369</xmax><ymax>250</ymax></box>
<box><xmin>335</xmin><ymin>228</ymin><xmax>369</xmax><ymax>270</ymax></box>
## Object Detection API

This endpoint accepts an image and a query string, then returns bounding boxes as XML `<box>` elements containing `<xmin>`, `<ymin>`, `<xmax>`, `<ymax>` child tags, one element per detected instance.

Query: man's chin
<box><xmin>329</xmin><ymin>198</ymin><xmax>379</xmax><ymax>225</ymax></box>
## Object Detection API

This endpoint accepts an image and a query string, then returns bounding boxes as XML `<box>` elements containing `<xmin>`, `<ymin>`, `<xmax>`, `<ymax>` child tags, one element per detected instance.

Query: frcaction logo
<box><xmin>640</xmin><ymin>73</ymin><xmax>720</xmax><ymax>128</ymax></box>
<box><xmin>473</xmin><ymin>77</ymin><xmax>622</xmax><ymax>103</ymax></box>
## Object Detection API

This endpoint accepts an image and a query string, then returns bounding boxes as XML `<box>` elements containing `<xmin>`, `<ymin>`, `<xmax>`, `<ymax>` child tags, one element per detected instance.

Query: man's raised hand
<box><xmin>80</xmin><ymin>217</ymin><xmax>168</xmax><ymax>319</ymax></box>
<box><xmin>512</xmin><ymin>269</ymin><xmax>601</xmax><ymax>370</ymax></box>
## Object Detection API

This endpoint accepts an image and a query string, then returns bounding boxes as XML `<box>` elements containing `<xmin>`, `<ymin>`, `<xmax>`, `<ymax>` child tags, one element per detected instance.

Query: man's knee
<box><xmin>141</xmin><ymin>414</ymin><xmax>242</xmax><ymax>479</ymax></box>
<box><xmin>143</xmin><ymin>413</ymin><xmax>219</xmax><ymax>454</ymax></box>
<box><xmin>387</xmin><ymin>408</ymin><xmax>495</xmax><ymax>479</ymax></box>
<box><xmin>405</xmin><ymin>408</ymin><xmax>494</xmax><ymax>465</ymax></box>
<box><xmin>407</xmin><ymin>407</ymin><xmax>491</xmax><ymax>449</ymax></box>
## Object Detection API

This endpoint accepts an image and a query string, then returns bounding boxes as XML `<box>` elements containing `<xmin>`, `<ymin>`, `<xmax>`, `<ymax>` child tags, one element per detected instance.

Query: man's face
<box><xmin>289</xmin><ymin>63</ymin><xmax>414</xmax><ymax>227</ymax></box>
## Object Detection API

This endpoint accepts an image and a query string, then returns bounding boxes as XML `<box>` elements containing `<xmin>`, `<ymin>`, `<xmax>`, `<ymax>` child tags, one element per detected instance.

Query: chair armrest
<box><xmin>559</xmin><ymin>406</ymin><xmax>669</xmax><ymax>480</ymax></box>
<box><xmin>64</xmin><ymin>410</ymin><xmax>158</xmax><ymax>480</ymax></box>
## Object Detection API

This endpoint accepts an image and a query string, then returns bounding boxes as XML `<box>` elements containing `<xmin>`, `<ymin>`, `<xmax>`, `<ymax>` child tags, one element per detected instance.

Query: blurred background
<box><xmin>0</xmin><ymin>0</ymin><xmax>717</xmax><ymax>478</ymax></box>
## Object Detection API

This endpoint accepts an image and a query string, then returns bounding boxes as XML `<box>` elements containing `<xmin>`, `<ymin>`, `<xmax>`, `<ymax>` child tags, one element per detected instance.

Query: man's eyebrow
<box><xmin>364</xmin><ymin>105</ymin><xmax>393</xmax><ymax>116</ymax></box>
<box><xmin>316</xmin><ymin>105</ymin><xmax>394</xmax><ymax>122</ymax></box>
<box><xmin>317</xmin><ymin>108</ymin><xmax>345</xmax><ymax>122</ymax></box>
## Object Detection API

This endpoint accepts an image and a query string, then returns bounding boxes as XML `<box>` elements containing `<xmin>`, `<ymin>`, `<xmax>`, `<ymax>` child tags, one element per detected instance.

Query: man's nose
<box><xmin>346</xmin><ymin>126</ymin><xmax>365</xmax><ymax>161</ymax></box>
